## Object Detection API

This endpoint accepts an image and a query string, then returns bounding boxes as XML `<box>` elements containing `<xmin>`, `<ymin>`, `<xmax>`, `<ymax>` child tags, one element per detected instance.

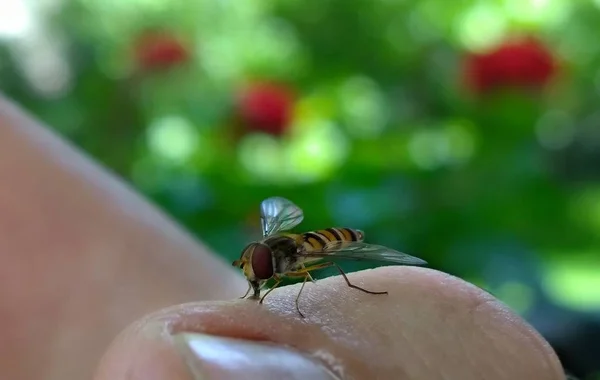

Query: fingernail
<box><xmin>173</xmin><ymin>332</ymin><xmax>339</xmax><ymax>380</ymax></box>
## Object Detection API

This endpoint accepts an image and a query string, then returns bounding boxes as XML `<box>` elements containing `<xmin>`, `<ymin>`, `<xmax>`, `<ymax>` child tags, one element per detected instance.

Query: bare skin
<box><xmin>0</xmin><ymin>95</ymin><xmax>565</xmax><ymax>379</ymax></box>
<box><xmin>94</xmin><ymin>267</ymin><xmax>565</xmax><ymax>380</ymax></box>
<box><xmin>0</xmin><ymin>95</ymin><xmax>245</xmax><ymax>380</ymax></box>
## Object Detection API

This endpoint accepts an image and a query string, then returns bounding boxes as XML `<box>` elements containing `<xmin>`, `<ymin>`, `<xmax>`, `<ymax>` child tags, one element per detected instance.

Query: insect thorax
<box><xmin>264</xmin><ymin>235</ymin><xmax>300</xmax><ymax>274</ymax></box>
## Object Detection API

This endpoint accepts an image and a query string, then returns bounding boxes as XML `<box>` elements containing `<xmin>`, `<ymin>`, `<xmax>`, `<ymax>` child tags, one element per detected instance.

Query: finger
<box><xmin>93</xmin><ymin>266</ymin><xmax>564</xmax><ymax>380</ymax></box>
<box><xmin>0</xmin><ymin>94</ymin><xmax>246</xmax><ymax>380</ymax></box>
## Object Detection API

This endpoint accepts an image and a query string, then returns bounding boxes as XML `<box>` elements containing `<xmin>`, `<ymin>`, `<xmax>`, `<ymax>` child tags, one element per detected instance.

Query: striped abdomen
<box><xmin>301</xmin><ymin>227</ymin><xmax>364</xmax><ymax>252</ymax></box>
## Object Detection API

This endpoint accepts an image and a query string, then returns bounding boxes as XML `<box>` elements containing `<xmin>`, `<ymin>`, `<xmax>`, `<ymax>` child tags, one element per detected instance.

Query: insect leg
<box><xmin>331</xmin><ymin>262</ymin><xmax>388</xmax><ymax>295</ymax></box>
<box><xmin>291</xmin><ymin>261</ymin><xmax>335</xmax><ymax>273</ymax></box>
<box><xmin>300</xmin><ymin>263</ymin><xmax>317</xmax><ymax>283</ymax></box>
<box><xmin>239</xmin><ymin>282</ymin><xmax>252</xmax><ymax>299</ymax></box>
<box><xmin>282</xmin><ymin>262</ymin><xmax>333</xmax><ymax>317</ymax></box>
<box><xmin>259</xmin><ymin>277</ymin><xmax>282</xmax><ymax>304</ymax></box>
<box><xmin>295</xmin><ymin>274</ymin><xmax>310</xmax><ymax>318</ymax></box>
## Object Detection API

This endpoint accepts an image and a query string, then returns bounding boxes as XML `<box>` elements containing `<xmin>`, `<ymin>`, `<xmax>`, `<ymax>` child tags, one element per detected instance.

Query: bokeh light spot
<box><xmin>243</xmin><ymin>18</ymin><xmax>306</xmax><ymax>77</ymax></box>
<box><xmin>0</xmin><ymin>0</ymin><xmax>32</xmax><ymax>39</ymax></box>
<box><xmin>408</xmin><ymin>122</ymin><xmax>476</xmax><ymax>170</ymax></box>
<box><xmin>201</xmin><ymin>35</ymin><xmax>243</xmax><ymax>83</ymax></box>
<box><xmin>502</xmin><ymin>0</ymin><xmax>570</xmax><ymax>27</ymax></box>
<box><xmin>285</xmin><ymin>119</ymin><xmax>349</xmax><ymax>183</ymax></box>
<box><xmin>238</xmin><ymin>133</ymin><xmax>284</xmax><ymax>183</ymax></box>
<box><xmin>495</xmin><ymin>281</ymin><xmax>535</xmax><ymax>315</ymax></box>
<box><xmin>542</xmin><ymin>255</ymin><xmax>600</xmax><ymax>311</ymax></box>
<box><xmin>408</xmin><ymin>130</ymin><xmax>444</xmax><ymax>170</ymax></box>
<box><xmin>338</xmin><ymin>76</ymin><xmax>388</xmax><ymax>139</ymax></box>
<box><xmin>13</xmin><ymin>31</ymin><xmax>72</xmax><ymax>97</ymax></box>
<box><xmin>200</xmin><ymin>17</ymin><xmax>305</xmax><ymax>83</ymax></box>
<box><xmin>445</xmin><ymin>122</ymin><xmax>477</xmax><ymax>164</ymax></box>
<box><xmin>147</xmin><ymin>115</ymin><xmax>199</xmax><ymax>165</ymax></box>
<box><xmin>455</xmin><ymin>3</ymin><xmax>507</xmax><ymax>52</ymax></box>
<box><xmin>81</xmin><ymin>0</ymin><xmax>172</xmax><ymax>14</ymax></box>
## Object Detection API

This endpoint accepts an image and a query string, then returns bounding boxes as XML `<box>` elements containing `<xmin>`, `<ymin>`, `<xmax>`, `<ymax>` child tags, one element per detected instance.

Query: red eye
<box><xmin>251</xmin><ymin>244</ymin><xmax>274</xmax><ymax>280</ymax></box>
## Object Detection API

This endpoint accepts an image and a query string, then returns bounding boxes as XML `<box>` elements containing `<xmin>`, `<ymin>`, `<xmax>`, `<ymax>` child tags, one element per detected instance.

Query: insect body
<box><xmin>232</xmin><ymin>197</ymin><xmax>427</xmax><ymax>317</ymax></box>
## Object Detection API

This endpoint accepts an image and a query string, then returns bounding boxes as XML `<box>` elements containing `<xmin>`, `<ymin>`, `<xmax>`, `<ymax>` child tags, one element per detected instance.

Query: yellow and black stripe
<box><xmin>301</xmin><ymin>227</ymin><xmax>365</xmax><ymax>252</ymax></box>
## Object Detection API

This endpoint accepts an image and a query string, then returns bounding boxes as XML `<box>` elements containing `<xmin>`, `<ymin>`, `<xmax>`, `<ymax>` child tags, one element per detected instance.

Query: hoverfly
<box><xmin>232</xmin><ymin>196</ymin><xmax>427</xmax><ymax>317</ymax></box>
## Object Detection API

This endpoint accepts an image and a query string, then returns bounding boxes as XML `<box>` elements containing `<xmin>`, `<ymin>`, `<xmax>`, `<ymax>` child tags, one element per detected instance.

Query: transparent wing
<box><xmin>260</xmin><ymin>197</ymin><xmax>304</xmax><ymax>237</ymax></box>
<box><xmin>299</xmin><ymin>241</ymin><xmax>427</xmax><ymax>266</ymax></box>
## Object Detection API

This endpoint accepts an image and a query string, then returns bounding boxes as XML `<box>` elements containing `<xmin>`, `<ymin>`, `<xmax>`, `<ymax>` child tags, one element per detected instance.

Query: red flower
<box><xmin>237</xmin><ymin>82</ymin><xmax>295</xmax><ymax>136</ymax></box>
<box><xmin>135</xmin><ymin>31</ymin><xmax>189</xmax><ymax>71</ymax></box>
<box><xmin>463</xmin><ymin>37</ymin><xmax>556</xmax><ymax>94</ymax></box>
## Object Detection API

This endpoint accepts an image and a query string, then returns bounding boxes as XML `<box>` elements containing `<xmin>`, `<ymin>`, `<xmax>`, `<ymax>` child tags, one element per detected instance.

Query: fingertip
<box><xmin>354</xmin><ymin>266</ymin><xmax>564</xmax><ymax>379</ymax></box>
<box><xmin>93</xmin><ymin>266</ymin><xmax>565</xmax><ymax>380</ymax></box>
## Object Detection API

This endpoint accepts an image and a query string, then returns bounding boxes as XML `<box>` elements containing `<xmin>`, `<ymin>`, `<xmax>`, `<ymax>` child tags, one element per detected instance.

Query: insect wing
<box><xmin>260</xmin><ymin>197</ymin><xmax>304</xmax><ymax>237</ymax></box>
<box><xmin>299</xmin><ymin>241</ymin><xmax>427</xmax><ymax>266</ymax></box>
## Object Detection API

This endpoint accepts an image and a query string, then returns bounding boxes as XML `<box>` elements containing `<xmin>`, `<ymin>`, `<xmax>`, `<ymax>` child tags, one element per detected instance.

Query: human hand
<box><xmin>0</xmin><ymin>95</ymin><xmax>566</xmax><ymax>379</ymax></box>
<box><xmin>0</xmin><ymin>95</ymin><xmax>245</xmax><ymax>380</ymax></box>
<box><xmin>92</xmin><ymin>266</ymin><xmax>565</xmax><ymax>380</ymax></box>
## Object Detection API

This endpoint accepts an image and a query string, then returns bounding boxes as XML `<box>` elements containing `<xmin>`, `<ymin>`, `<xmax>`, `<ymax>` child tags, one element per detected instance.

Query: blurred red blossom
<box><xmin>237</xmin><ymin>82</ymin><xmax>296</xmax><ymax>136</ymax></box>
<box><xmin>463</xmin><ymin>37</ymin><xmax>557</xmax><ymax>95</ymax></box>
<box><xmin>134</xmin><ymin>31</ymin><xmax>189</xmax><ymax>71</ymax></box>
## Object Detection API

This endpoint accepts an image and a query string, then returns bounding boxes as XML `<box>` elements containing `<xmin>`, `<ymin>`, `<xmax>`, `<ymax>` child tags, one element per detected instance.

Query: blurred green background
<box><xmin>1</xmin><ymin>0</ymin><xmax>599</xmax><ymax>377</ymax></box>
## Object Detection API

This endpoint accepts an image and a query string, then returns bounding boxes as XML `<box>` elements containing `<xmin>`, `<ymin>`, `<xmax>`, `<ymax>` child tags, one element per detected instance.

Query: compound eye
<box><xmin>251</xmin><ymin>244</ymin><xmax>274</xmax><ymax>280</ymax></box>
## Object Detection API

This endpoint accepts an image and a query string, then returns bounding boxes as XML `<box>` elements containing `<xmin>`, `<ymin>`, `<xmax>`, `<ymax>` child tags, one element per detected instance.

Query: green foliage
<box><xmin>1</xmin><ymin>0</ymin><xmax>600</xmax><ymax>313</ymax></box>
